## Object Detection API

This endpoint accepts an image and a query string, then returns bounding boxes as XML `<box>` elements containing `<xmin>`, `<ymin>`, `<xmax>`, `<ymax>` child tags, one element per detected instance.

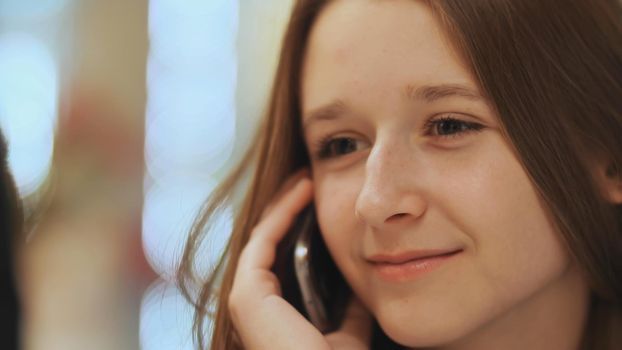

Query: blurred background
<box><xmin>1</xmin><ymin>1</ymin><xmax>293</xmax><ymax>349</ymax></box>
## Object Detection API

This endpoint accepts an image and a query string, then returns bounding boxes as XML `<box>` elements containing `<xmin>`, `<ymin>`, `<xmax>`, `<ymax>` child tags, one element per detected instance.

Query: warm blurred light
<box><xmin>0</xmin><ymin>33</ymin><xmax>58</xmax><ymax>196</ymax></box>
<box><xmin>140</xmin><ymin>281</ymin><xmax>198</xmax><ymax>350</ymax></box>
<box><xmin>143</xmin><ymin>0</ymin><xmax>238</xmax><ymax>347</ymax></box>
<box><xmin>0</xmin><ymin>0</ymin><xmax>70</xmax><ymax>20</ymax></box>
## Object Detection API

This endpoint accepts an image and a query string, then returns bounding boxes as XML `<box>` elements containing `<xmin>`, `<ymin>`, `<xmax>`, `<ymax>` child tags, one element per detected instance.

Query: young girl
<box><xmin>179</xmin><ymin>0</ymin><xmax>622</xmax><ymax>349</ymax></box>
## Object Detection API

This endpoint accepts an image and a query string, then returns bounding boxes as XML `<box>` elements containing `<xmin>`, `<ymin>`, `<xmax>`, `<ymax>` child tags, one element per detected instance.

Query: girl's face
<box><xmin>301</xmin><ymin>0</ymin><xmax>588</xmax><ymax>347</ymax></box>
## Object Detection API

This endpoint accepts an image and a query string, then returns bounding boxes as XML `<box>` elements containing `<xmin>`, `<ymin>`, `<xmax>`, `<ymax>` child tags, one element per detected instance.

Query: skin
<box><xmin>300</xmin><ymin>0</ymin><xmax>591</xmax><ymax>349</ymax></box>
<box><xmin>230</xmin><ymin>0</ymin><xmax>622</xmax><ymax>349</ymax></box>
<box><xmin>229</xmin><ymin>170</ymin><xmax>372</xmax><ymax>349</ymax></box>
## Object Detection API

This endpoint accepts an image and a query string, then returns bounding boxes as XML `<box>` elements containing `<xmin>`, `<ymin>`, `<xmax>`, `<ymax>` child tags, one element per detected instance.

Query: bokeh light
<box><xmin>0</xmin><ymin>32</ymin><xmax>58</xmax><ymax>196</ymax></box>
<box><xmin>142</xmin><ymin>180</ymin><xmax>232</xmax><ymax>280</ymax></box>
<box><xmin>140</xmin><ymin>280</ymin><xmax>197</xmax><ymax>350</ymax></box>
<box><xmin>0</xmin><ymin>0</ymin><xmax>70</xmax><ymax>21</ymax></box>
<box><xmin>142</xmin><ymin>0</ymin><xmax>239</xmax><ymax>347</ymax></box>
<box><xmin>149</xmin><ymin>0</ymin><xmax>237</xmax><ymax>69</ymax></box>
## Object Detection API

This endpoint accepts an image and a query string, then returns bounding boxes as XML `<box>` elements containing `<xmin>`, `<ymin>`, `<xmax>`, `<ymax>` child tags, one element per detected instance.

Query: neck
<box><xmin>436</xmin><ymin>263</ymin><xmax>591</xmax><ymax>350</ymax></box>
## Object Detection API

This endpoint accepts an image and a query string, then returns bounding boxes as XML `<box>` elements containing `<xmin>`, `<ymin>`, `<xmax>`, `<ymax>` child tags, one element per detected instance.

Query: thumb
<box><xmin>325</xmin><ymin>297</ymin><xmax>373</xmax><ymax>349</ymax></box>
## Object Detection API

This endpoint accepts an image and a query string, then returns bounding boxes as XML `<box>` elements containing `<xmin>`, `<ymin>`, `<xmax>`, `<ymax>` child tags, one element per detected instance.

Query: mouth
<box><xmin>367</xmin><ymin>249</ymin><xmax>463</xmax><ymax>282</ymax></box>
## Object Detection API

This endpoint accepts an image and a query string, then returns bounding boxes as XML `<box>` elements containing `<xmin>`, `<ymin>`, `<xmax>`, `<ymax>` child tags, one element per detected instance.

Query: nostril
<box><xmin>386</xmin><ymin>213</ymin><xmax>408</xmax><ymax>222</ymax></box>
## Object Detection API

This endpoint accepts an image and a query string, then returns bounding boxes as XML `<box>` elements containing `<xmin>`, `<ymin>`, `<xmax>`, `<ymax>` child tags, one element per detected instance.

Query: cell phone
<box><xmin>292</xmin><ymin>205</ymin><xmax>331</xmax><ymax>332</ymax></box>
<box><xmin>273</xmin><ymin>204</ymin><xmax>350</xmax><ymax>334</ymax></box>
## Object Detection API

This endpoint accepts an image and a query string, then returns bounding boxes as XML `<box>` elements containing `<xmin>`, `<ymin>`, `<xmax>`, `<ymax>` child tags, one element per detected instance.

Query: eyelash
<box><xmin>312</xmin><ymin>115</ymin><xmax>484</xmax><ymax>160</ymax></box>
<box><xmin>423</xmin><ymin>115</ymin><xmax>484</xmax><ymax>138</ymax></box>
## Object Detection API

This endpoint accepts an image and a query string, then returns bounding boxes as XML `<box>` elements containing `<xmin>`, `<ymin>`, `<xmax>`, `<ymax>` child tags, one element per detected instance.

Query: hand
<box><xmin>228</xmin><ymin>169</ymin><xmax>372</xmax><ymax>349</ymax></box>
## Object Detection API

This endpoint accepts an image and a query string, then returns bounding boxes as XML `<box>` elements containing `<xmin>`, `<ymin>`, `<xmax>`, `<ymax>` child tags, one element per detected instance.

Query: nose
<box><xmin>354</xmin><ymin>138</ymin><xmax>427</xmax><ymax>230</ymax></box>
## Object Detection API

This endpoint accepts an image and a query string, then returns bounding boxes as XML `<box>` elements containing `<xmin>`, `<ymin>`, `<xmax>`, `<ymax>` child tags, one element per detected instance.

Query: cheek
<box><xmin>370</xmin><ymin>143</ymin><xmax>574</xmax><ymax>346</ymax></box>
<box><xmin>442</xmin><ymin>142</ymin><xmax>571</xmax><ymax>299</ymax></box>
<box><xmin>313</xmin><ymin>170</ymin><xmax>363</xmax><ymax>271</ymax></box>
<box><xmin>314</xmin><ymin>174</ymin><xmax>351</xmax><ymax>217</ymax></box>
<box><xmin>478</xmin><ymin>184</ymin><xmax>570</xmax><ymax>299</ymax></box>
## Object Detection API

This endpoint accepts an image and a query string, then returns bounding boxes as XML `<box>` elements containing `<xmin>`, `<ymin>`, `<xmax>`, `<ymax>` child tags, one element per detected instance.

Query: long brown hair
<box><xmin>178</xmin><ymin>1</ymin><xmax>622</xmax><ymax>349</ymax></box>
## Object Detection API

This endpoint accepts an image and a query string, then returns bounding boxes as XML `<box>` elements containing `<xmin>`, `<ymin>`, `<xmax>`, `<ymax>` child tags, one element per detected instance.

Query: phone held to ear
<box><xmin>284</xmin><ymin>205</ymin><xmax>399</xmax><ymax>348</ymax></box>
<box><xmin>292</xmin><ymin>205</ymin><xmax>331</xmax><ymax>333</ymax></box>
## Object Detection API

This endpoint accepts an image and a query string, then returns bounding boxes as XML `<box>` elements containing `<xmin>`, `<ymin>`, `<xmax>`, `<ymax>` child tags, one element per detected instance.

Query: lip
<box><xmin>367</xmin><ymin>249</ymin><xmax>463</xmax><ymax>282</ymax></box>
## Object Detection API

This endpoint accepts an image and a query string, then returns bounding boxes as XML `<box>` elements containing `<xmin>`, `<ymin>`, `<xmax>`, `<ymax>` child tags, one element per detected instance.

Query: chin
<box><xmin>373</xmin><ymin>303</ymin><xmax>476</xmax><ymax>348</ymax></box>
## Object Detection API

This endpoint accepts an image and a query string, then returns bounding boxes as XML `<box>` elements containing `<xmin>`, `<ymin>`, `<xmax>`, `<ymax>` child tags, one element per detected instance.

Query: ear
<box><xmin>595</xmin><ymin>163</ymin><xmax>622</xmax><ymax>204</ymax></box>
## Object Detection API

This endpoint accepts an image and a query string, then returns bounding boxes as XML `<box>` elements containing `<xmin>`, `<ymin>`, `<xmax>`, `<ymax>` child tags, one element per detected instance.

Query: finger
<box><xmin>325</xmin><ymin>297</ymin><xmax>373</xmax><ymax>349</ymax></box>
<box><xmin>237</xmin><ymin>176</ymin><xmax>313</xmax><ymax>272</ymax></box>
<box><xmin>234</xmin><ymin>295</ymin><xmax>331</xmax><ymax>350</ymax></box>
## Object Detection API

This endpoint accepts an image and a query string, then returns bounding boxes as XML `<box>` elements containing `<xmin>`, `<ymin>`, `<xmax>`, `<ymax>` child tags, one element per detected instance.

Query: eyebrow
<box><xmin>405</xmin><ymin>83</ymin><xmax>483</xmax><ymax>102</ymax></box>
<box><xmin>302</xmin><ymin>99</ymin><xmax>347</xmax><ymax>129</ymax></box>
<box><xmin>302</xmin><ymin>83</ymin><xmax>483</xmax><ymax>129</ymax></box>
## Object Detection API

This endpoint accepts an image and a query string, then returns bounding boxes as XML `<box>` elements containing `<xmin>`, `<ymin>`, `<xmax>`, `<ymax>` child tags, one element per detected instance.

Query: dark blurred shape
<box><xmin>0</xmin><ymin>132</ymin><xmax>23</xmax><ymax>349</ymax></box>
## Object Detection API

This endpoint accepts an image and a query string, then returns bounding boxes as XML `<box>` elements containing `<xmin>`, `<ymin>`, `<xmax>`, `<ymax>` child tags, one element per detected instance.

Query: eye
<box><xmin>424</xmin><ymin>115</ymin><xmax>484</xmax><ymax>138</ymax></box>
<box><xmin>313</xmin><ymin>136</ymin><xmax>368</xmax><ymax>160</ymax></box>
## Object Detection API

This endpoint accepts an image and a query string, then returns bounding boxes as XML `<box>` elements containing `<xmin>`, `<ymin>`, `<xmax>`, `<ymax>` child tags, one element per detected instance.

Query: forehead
<box><xmin>301</xmin><ymin>0</ymin><xmax>476</xmax><ymax>115</ymax></box>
